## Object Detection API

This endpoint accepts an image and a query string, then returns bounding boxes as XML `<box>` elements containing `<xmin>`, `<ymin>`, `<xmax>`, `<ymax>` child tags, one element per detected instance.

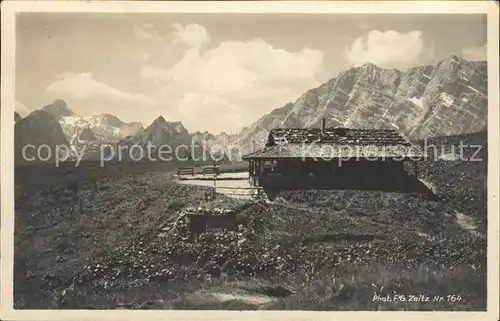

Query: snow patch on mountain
<box><xmin>409</xmin><ymin>97</ymin><xmax>424</xmax><ymax>108</ymax></box>
<box><xmin>230</xmin><ymin>55</ymin><xmax>487</xmax><ymax>155</ymax></box>
<box><xmin>440</xmin><ymin>93</ymin><xmax>455</xmax><ymax>107</ymax></box>
<box><xmin>58</xmin><ymin>114</ymin><xmax>144</xmax><ymax>142</ymax></box>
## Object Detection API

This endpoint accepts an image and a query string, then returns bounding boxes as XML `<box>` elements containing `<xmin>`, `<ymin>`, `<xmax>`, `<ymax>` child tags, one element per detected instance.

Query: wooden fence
<box><xmin>202</xmin><ymin>166</ymin><xmax>220</xmax><ymax>175</ymax></box>
<box><xmin>177</xmin><ymin>166</ymin><xmax>194</xmax><ymax>176</ymax></box>
<box><xmin>214</xmin><ymin>186</ymin><xmax>264</xmax><ymax>199</ymax></box>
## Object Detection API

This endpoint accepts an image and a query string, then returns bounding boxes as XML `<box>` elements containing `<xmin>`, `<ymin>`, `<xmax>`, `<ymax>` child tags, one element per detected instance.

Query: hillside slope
<box><xmin>14</xmin><ymin>169</ymin><xmax>486</xmax><ymax>310</ymax></box>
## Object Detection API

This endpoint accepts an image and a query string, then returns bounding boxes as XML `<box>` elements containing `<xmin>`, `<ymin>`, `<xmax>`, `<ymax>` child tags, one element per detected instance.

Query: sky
<box><xmin>16</xmin><ymin>13</ymin><xmax>487</xmax><ymax>134</ymax></box>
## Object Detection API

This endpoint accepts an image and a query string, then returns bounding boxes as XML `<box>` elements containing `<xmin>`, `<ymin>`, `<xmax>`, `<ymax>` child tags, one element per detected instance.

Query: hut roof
<box><xmin>243</xmin><ymin>127</ymin><xmax>424</xmax><ymax>160</ymax></box>
<box><xmin>268</xmin><ymin>127</ymin><xmax>410</xmax><ymax>145</ymax></box>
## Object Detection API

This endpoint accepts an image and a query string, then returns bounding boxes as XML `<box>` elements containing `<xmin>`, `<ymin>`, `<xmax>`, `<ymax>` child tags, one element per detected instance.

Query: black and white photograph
<box><xmin>1</xmin><ymin>1</ymin><xmax>499</xmax><ymax>319</ymax></box>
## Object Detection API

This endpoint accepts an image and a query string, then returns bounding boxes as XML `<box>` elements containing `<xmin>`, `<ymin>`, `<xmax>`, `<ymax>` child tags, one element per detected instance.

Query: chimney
<box><xmin>321</xmin><ymin>118</ymin><xmax>326</xmax><ymax>135</ymax></box>
<box><xmin>252</xmin><ymin>140</ymin><xmax>256</xmax><ymax>151</ymax></box>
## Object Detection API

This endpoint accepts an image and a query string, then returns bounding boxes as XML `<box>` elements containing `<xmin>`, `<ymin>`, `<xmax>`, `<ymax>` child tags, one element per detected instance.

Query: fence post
<box><xmin>213</xmin><ymin>174</ymin><xmax>217</xmax><ymax>199</ymax></box>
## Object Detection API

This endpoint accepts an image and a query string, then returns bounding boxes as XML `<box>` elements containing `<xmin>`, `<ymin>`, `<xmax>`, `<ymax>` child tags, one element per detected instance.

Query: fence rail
<box><xmin>202</xmin><ymin>166</ymin><xmax>220</xmax><ymax>175</ymax></box>
<box><xmin>215</xmin><ymin>186</ymin><xmax>263</xmax><ymax>190</ymax></box>
<box><xmin>213</xmin><ymin>186</ymin><xmax>263</xmax><ymax>199</ymax></box>
<box><xmin>177</xmin><ymin>167</ymin><xmax>194</xmax><ymax>176</ymax></box>
<box><xmin>219</xmin><ymin>192</ymin><xmax>260</xmax><ymax>197</ymax></box>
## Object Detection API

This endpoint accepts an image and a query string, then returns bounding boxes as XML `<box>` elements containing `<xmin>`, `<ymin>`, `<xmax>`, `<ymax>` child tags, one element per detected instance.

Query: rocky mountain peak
<box><xmin>233</xmin><ymin>55</ymin><xmax>487</xmax><ymax>155</ymax></box>
<box><xmin>97</xmin><ymin>113</ymin><xmax>125</xmax><ymax>127</ymax></box>
<box><xmin>41</xmin><ymin>99</ymin><xmax>74</xmax><ymax>119</ymax></box>
<box><xmin>360</xmin><ymin>62</ymin><xmax>378</xmax><ymax>70</ymax></box>
<box><xmin>150</xmin><ymin>116</ymin><xmax>168</xmax><ymax>128</ymax></box>
<box><xmin>120</xmin><ymin>122</ymin><xmax>144</xmax><ymax>138</ymax></box>
<box><xmin>136</xmin><ymin>117</ymin><xmax>190</xmax><ymax>147</ymax></box>
<box><xmin>191</xmin><ymin>130</ymin><xmax>216</xmax><ymax>142</ymax></box>
<box><xmin>445</xmin><ymin>54</ymin><xmax>460</xmax><ymax>63</ymax></box>
<box><xmin>170</xmin><ymin>121</ymin><xmax>189</xmax><ymax>136</ymax></box>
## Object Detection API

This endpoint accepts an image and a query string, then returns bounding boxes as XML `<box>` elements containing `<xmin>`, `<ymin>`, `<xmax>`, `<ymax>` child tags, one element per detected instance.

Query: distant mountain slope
<box><xmin>191</xmin><ymin>131</ymin><xmax>217</xmax><ymax>145</ymax></box>
<box><xmin>135</xmin><ymin>116</ymin><xmax>191</xmax><ymax>146</ymax></box>
<box><xmin>118</xmin><ymin>116</ymin><xmax>229</xmax><ymax>163</ymax></box>
<box><xmin>15</xmin><ymin>55</ymin><xmax>487</xmax><ymax>164</ymax></box>
<box><xmin>15</xmin><ymin>110</ymin><xmax>69</xmax><ymax>164</ymax></box>
<box><xmin>78</xmin><ymin>127</ymin><xmax>98</xmax><ymax>142</ymax></box>
<box><xmin>234</xmin><ymin>55</ymin><xmax>487</xmax><ymax>154</ymax></box>
<box><xmin>41</xmin><ymin>99</ymin><xmax>75</xmax><ymax>120</ymax></box>
<box><xmin>15</xmin><ymin>100</ymin><xmax>230</xmax><ymax>164</ymax></box>
<box><xmin>40</xmin><ymin>100</ymin><xmax>144</xmax><ymax>142</ymax></box>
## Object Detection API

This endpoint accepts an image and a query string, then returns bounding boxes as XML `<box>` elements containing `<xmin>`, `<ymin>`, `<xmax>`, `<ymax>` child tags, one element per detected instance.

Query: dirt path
<box><xmin>420</xmin><ymin>178</ymin><xmax>483</xmax><ymax>237</ymax></box>
<box><xmin>209</xmin><ymin>292</ymin><xmax>275</xmax><ymax>305</ymax></box>
<box><xmin>418</xmin><ymin>178</ymin><xmax>437</xmax><ymax>194</ymax></box>
<box><xmin>454</xmin><ymin>210</ymin><xmax>478</xmax><ymax>230</ymax></box>
<box><xmin>454</xmin><ymin>210</ymin><xmax>484</xmax><ymax>238</ymax></box>
<box><xmin>174</xmin><ymin>289</ymin><xmax>280</xmax><ymax>309</ymax></box>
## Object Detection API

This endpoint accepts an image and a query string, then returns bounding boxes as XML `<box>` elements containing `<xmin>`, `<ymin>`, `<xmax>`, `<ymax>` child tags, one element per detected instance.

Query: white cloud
<box><xmin>134</xmin><ymin>23</ymin><xmax>163</xmax><ymax>41</ymax></box>
<box><xmin>461</xmin><ymin>44</ymin><xmax>486</xmax><ymax>61</ymax></box>
<box><xmin>16</xmin><ymin>100</ymin><xmax>31</xmax><ymax>117</ymax></box>
<box><xmin>45</xmin><ymin>72</ymin><xmax>157</xmax><ymax>123</ymax></box>
<box><xmin>176</xmin><ymin>93</ymin><xmax>245</xmax><ymax>133</ymax></box>
<box><xmin>345</xmin><ymin>30</ymin><xmax>426</xmax><ymax>68</ymax></box>
<box><xmin>142</xmin><ymin>24</ymin><xmax>324</xmax><ymax>133</ymax></box>
<box><xmin>47</xmin><ymin>72</ymin><xmax>154</xmax><ymax>105</ymax></box>
<box><xmin>172</xmin><ymin>23</ymin><xmax>210</xmax><ymax>49</ymax></box>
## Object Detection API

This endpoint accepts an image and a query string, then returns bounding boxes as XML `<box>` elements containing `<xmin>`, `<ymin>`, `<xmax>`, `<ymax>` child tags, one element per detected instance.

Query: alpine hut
<box><xmin>242</xmin><ymin>118</ymin><xmax>425</xmax><ymax>191</ymax></box>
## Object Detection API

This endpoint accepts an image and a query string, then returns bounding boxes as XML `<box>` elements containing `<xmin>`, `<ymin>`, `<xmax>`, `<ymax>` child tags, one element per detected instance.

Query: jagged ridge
<box><xmin>234</xmin><ymin>55</ymin><xmax>487</xmax><ymax>154</ymax></box>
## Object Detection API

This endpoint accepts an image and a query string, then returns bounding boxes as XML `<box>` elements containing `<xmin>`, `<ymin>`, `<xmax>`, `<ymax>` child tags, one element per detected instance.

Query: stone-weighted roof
<box><xmin>243</xmin><ymin>127</ymin><xmax>424</xmax><ymax>160</ymax></box>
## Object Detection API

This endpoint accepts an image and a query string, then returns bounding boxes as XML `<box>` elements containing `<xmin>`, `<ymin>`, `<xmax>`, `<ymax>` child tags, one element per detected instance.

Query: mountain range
<box><xmin>40</xmin><ymin>99</ymin><xmax>145</xmax><ymax>143</ymax></box>
<box><xmin>15</xmin><ymin>109</ymin><xmax>70</xmax><ymax>164</ymax></box>
<box><xmin>14</xmin><ymin>100</ymin><xmax>227</xmax><ymax>164</ymax></box>
<box><xmin>232</xmin><ymin>55</ymin><xmax>487</xmax><ymax>154</ymax></box>
<box><xmin>14</xmin><ymin>54</ymin><xmax>487</xmax><ymax>164</ymax></box>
